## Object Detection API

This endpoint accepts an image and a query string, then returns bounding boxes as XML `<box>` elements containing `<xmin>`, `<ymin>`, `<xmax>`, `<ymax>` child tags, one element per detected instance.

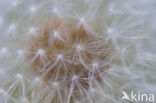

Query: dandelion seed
<box><xmin>53</xmin><ymin>31</ymin><xmax>59</xmax><ymax>38</ymax></box>
<box><xmin>0</xmin><ymin>17</ymin><xmax>3</xmax><ymax>25</ymax></box>
<box><xmin>34</xmin><ymin>77</ymin><xmax>41</xmax><ymax>82</ymax></box>
<box><xmin>76</xmin><ymin>44</ymin><xmax>83</xmax><ymax>51</ymax></box>
<box><xmin>0</xmin><ymin>69</ymin><xmax>5</xmax><ymax>75</ymax></box>
<box><xmin>22</xmin><ymin>98</ymin><xmax>29</xmax><ymax>103</ymax></box>
<box><xmin>16</xmin><ymin>74</ymin><xmax>23</xmax><ymax>79</ymax></box>
<box><xmin>0</xmin><ymin>88</ymin><xmax>5</xmax><ymax>94</ymax></box>
<box><xmin>57</xmin><ymin>54</ymin><xmax>63</xmax><ymax>60</ymax></box>
<box><xmin>80</xmin><ymin>18</ymin><xmax>84</xmax><ymax>23</ymax></box>
<box><xmin>17</xmin><ymin>49</ymin><xmax>23</xmax><ymax>56</ymax></box>
<box><xmin>9</xmin><ymin>24</ymin><xmax>16</xmax><ymax>31</ymax></box>
<box><xmin>53</xmin><ymin>8</ymin><xmax>58</xmax><ymax>13</ymax></box>
<box><xmin>29</xmin><ymin>27</ymin><xmax>36</xmax><ymax>34</ymax></box>
<box><xmin>29</xmin><ymin>6</ymin><xmax>36</xmax><ymax>13</ymax></box>
<box><xmin>12</xmin><ymin>1</ymin><xmax>18</xmax><ymax>7</ymax></box>
<box><xmin>72</xmin><ymin>75</ymin><xmax>78</xmax><ymax>81</ymax></box>
<box><xmin>37</xmin><ymin>49</ymin><xmax>45</xmax><ymax>56</ymax></box>
<box><xmin>53</xmin><ymin>82</ymin><xmax>58</xmax><ymax>88</ymax></box>
<box><xmin>90</xmin><ymin>88</ymin><xmax>95</xmax><ymax>93</ymax></box>
<box><xmin>0</xmin><ymin>48</ymin><xmax>7</xmax><ymax>54</ymax></box>
<box><xmin>107</xmin><ymin>28</ymin><xmax>112</xmax><ymax>33</ymax></box>
<box><xmin>92</xmin><ymin>62</ymin><xmax>98</xmax><ymax>68</ymax></box>
<box><xmin>75</xmin><ymin>101</ymin><xmax>80</xmax><ymax>103</ymax></box>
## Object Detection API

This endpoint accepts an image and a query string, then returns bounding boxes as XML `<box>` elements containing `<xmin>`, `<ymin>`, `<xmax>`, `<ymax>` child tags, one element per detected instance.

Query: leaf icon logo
<box><xmin>122</xmin><ymin>91</ymin><xmax>130</xmax><ymax>101</ymax></box>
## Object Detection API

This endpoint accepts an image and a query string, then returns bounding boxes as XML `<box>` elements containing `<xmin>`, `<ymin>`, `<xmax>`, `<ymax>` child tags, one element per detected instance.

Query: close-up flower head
<box><xmin>0</xmin><ymin>0</ymin><xmax>156</xmax><ymax>103</ymax></box>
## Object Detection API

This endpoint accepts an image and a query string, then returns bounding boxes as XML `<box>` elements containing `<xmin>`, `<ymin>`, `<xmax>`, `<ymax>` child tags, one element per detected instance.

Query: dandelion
<box><xmin>0</xmin><ymin>0</ymin><xmax>156</xmax><ymax>103</ymax></box>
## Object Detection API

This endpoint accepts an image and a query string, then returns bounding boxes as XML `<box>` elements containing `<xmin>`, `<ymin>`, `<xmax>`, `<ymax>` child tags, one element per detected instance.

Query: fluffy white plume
<box><xmin>0</xmin><ymin>0</ymin><xmax>156</xmax><ymax>103</ymax></box>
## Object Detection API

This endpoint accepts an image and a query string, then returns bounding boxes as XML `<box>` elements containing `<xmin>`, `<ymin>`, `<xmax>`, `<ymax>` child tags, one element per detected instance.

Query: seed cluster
<box><xmin>28</xmin><ymin>17</ymin><xmax>112</xmax><ymax>102</ymax></box>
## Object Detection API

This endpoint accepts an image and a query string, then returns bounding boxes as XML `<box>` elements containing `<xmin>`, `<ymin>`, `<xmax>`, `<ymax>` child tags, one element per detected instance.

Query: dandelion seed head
<box><xmin>0</xmin><ymin>0</ymin><xmax>154</xmax><ymax>103</ymax></box>
<box><xmin>27</xmin><ymin>18</ymin><xmax>111</xmax><ymax>97</ymax></box>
